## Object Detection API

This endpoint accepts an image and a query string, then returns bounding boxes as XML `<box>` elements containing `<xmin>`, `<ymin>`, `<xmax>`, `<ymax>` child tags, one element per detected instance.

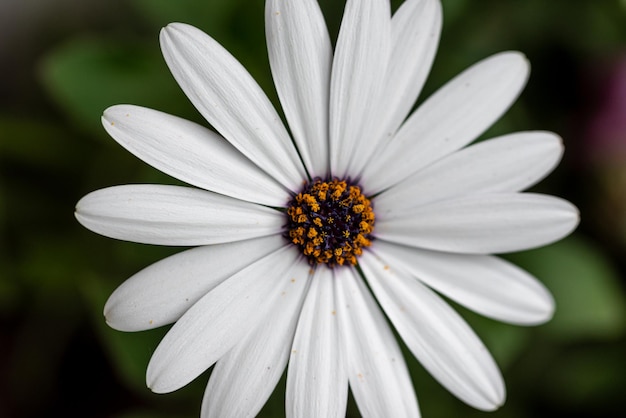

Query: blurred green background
<box><xmin>1</xmin><ymin>0</ymin><xmax>626</xmax><ymax>417</ymax></box>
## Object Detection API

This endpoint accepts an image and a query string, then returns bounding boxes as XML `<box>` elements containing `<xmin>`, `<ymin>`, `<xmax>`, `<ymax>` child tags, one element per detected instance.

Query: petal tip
<box><xmin>146</xmin><ymin>366</ymin><xmax>166</xmax><ymax>394</ymax></box>
<box><xmin>566</xmin><ymin>203</ymin><xmax>582</xmax><ymax>229</ymax></box>
<box><xmin>102</xmin><ymin>304</ymin><xmax>127</xmax><ymax>332</ymax></box>
<box><xmin>102</xmin><ymin>297</ymin><xmax>116</xmax><ymax>326</ymax></box>
<box><xmin>74</xmin><ymin>207</ymin><xmax>88</xmax><ymax>226</ymax></box>
<box><xmin>102</xmin><ymin>104</ymin><xmax>133</xmax><ymax>120</ymax></box>
<box><xmin>518</xmin><ymin>290</ymin><xmax>556</xmax><ymax>326</ymax></box>
<box><xmin>529</xmin><ymin>280</ymin><xmax>557</xmax><ymax>325</ymax></box>
<box><xmin>146</xmin><ymin>363</ymin><xmax>182</xmax><ymax>395</ymax></box>
<box><xmin>159</xmin><ymin>22</ymin><xmax>185</xmax><ymax>46</ymax></box>
<box><xmin>74</xmin><ymin>194</ymin><xmax>97</xmax><ymax>226</ymax></box>
<box><xmin>102</xmin><ymin>314</ymin><xmax>124</xmax><ymax>332</ymax></box>
<box><xmin>161</xmin><ymin>22</ymin><xmax>194</xmax><ymax>40</ymax></box>
<box><xmin>493</xmin><ymin>50</ymin><xmax>530</xmax><ymax>77</ymax></box>
<box><xmin>162</xmin><ymin>22</ymin><xmax>183</xmax><ymax>32</ymax></box>
<box><xmin>477</xmin><ymin>381</ymin><xmax>506</xmax><ymax>412</ymax></box>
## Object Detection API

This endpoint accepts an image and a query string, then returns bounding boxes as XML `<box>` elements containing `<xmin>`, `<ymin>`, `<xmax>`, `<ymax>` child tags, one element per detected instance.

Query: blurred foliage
<box><xmin>40</xmin><ymin>38</ymin><xmax>186</xmax><ymax>133</ymax></box>
<box><xmin>509</xmin><ymin>236</ymin><xmax>626</xmax><ymax>341</ymax></box>
<box><xmin>1</xmin><ymin>0</ymin><xmax>626</xmax><ymax>417</ymax></box>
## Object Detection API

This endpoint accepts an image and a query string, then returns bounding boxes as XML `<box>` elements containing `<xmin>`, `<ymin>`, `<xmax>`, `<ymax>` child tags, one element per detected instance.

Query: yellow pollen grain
<box><xmin>286</xmin><ymin>179</ymin><xmax>375</xmax><ymax>267</ymax></box>
<box><xmin>303</xmin><ymin>194</ymin><xmax>319</xmax><ymax>211</ymax></box>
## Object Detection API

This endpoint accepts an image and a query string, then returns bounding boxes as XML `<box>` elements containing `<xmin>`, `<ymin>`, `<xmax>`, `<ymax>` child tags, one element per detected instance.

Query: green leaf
<box><xmin>79</xmin><ymin>272</ymin><xmax>166</xmax><ymax>393</ymax></box>
<box><xmin>130</xmin><ymin>0</ymin><xmax>241</xmax><ymax>33</ymax></box>
<box><xmin>507</xmin><ymin>235</ymin><xmax>626</xmax><ymax>341</ymax></box>
<box><xmin>440</xmin><ymin>0</ymin><xmax>469</xmax><ymax>24</ymax></box>
<box><xmin>18</xmin><ymin>237</ymin><xmax>87</xmax><ymax>292</ymax></box>
<box><xmin>0</xmin><ymin>116</ymin><xmax>80</xmax><ymax>169</ymax></box>
<box><xmin>542</xmin><ymin>345</ymin><xmax>626</xmax><ymax>410</ymax></box>
<box><xmin>39</xmin><ymin>37</ymin><xmax>190</xmax><ymax>134</ymax></box>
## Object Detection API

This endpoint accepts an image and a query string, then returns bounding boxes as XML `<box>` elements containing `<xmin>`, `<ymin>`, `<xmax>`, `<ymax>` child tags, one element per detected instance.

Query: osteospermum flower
<box><xmin>75</xmin><ymin>0</ymin><xmax>579</xmax><ymax>416</ymax></box>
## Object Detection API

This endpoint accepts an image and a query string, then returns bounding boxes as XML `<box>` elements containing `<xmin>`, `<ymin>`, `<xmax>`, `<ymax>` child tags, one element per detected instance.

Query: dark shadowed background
<box><xmin>1</xmin><ymin>0</ymin><xmax>625</xmax><ymax>417</ymax></box>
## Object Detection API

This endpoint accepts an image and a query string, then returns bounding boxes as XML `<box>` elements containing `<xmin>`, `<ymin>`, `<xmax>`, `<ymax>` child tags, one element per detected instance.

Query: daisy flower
<box><xmin>75</xmin><ymin>0</ymin><xmax>579</xmax><ymax>416</ymax></box>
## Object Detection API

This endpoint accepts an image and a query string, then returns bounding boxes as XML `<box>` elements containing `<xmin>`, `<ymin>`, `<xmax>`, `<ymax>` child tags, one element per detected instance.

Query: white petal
<box><xmin>362</xmin><ymin>52</ymin><xmax>530</xmax><ymax>193</ymax></box>
<box><xmin>376</xmin><ymin>131</ymin><xmax>564</xmax><ymax>216</ymax></box>
<box><xmin>160</xmin><ymin>23</ymin><xmax>307</xmax><ymax>190</ymax></box>
<box><xmin>358</xmin><ymin>0</ymin><xmax>442</xmax><ymax>173</ymax></box>
<box><xmin>201</xmin><ymin>259</ymin><xmax>312</xmax><ymax>418</ymax></box>
<box><xmin>146</xmin><ymin>244</ymin><xmax>300</xmax><ymax>393</ymax></box>
<box><xmin>286</xmin><ymin>267</ymin><xmax>348</xmax><ymax>418</ymax></box>
<box><xmin>374</xmin><ymin>240</ymin><xmax>555</xmax><ymax>325</ymax></box>
<box><xmin>360</xmin><ymin>251</ymin><xmax>505</xmax><ymax>410</ymax></box>
<box><xmin>376</xmin><ymin>193</ymin><xmax>579</xmax><ymax>254</ymax></box>
<box><xmin>329</xmin><ymin>0</ymin><xmax>391</xmax><ymax>178</ymax></box>
<box><xmin>104</xmin><ymin>235</ymin><xmax>286</xmax><ymax>332</ymax></box>
<box><xmin>102</xmin><ymin>105</ymin><xmax>289</xmax><ymax>206</ymax></box>
<box><xmin>75</xmin><ymin>185</ymin><xmax>283</xmax><ymax>246</ymax></box>
<box><xmin>266</xmin><ymin>0</ymin><xmax>332</xmax><ymax>178</ymax></box>
<box><xmin>334</xmin><ymin>267</ymin><xmax>420</xmax><ymax>418</ymax></box>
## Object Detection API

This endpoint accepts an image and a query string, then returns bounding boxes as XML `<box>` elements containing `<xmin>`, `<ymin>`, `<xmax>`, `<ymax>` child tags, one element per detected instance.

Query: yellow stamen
<box><xmin>285</xmin><ymin>179</ymin><xmax>375</xmax><ymax>267</ymax></box>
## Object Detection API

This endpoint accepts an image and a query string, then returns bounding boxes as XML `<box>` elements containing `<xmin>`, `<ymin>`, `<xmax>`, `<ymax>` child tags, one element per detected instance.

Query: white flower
<box><xmin>75</xmin><ymin>0</ymin><xmax>579</xmax><ymax>417</ymax></box>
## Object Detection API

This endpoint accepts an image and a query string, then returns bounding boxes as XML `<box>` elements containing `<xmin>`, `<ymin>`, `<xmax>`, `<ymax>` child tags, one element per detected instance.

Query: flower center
<box><xmin>285</xmin><ymin>178</ymin><xmax>375</xmax><ymax>267</ymax></box>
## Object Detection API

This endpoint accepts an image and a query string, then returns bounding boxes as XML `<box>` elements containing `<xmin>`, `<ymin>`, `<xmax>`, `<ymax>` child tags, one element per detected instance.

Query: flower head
<box><xmin>76</xmin><ymin>0</ymin><xmax>579</xmax><ymax>416</ymax></box>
